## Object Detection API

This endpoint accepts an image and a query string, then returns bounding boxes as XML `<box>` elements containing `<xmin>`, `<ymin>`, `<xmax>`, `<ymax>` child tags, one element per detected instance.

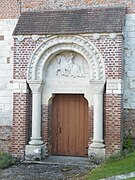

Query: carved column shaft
<box><xmin>93</xmin><ymin>92</ymin><xmax>104</xmax><ymax>147</ymax></box>
<box><xmin>28</xmin><ymin>80</ymin><xmax>43</xmax><ymax>145</ymax></box>
<box><xmin>90</xmin><ymin>81</ymin><xmax>105</xmax><ymax>148</ymax></box>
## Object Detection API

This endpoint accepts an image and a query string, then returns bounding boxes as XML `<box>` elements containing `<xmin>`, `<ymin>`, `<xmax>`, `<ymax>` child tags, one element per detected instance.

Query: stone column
<box><xmin>25</xmin><ymin>80</ymin><xmax>46</xmax><ymax>160</ymax></box>
<box><xmin>89</xmin><ymin>80</ymin><xmax>105</xmax><ymax>160</ymax></box>
<box><xmin>29</xmin><ymin>81</ymin><xmax>43</xmax><ymax>145</ymax></box>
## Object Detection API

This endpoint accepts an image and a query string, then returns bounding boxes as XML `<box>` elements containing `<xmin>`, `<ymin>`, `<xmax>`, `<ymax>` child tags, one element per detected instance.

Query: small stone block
<box><xmin>88</xmin><ymin>147</ymin><xmax>105</xmax><ymax>163</ymax></box>
<box><xmin>25</xmin><ymin>144</ymin><xmax>46</xmax><ymax>161</ymax></box>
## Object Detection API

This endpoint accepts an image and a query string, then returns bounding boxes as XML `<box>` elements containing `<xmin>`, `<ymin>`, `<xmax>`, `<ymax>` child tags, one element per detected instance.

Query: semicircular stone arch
<box><xmin>27</xmin><ymin>35</ymin><xmax>105</xmax><ymax>82</ymax></box>
<box><xmin>26</xmin><ymin>35</ymin><xmax>107</xmax><ymax>159</ymax></box>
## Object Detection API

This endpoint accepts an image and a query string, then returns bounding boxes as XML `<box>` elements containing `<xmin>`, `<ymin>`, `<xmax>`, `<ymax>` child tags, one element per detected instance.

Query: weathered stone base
<box><xmin>25</xmin><ymin>144</ymin><xmax>47</xmax><ymax>161</ymax></box>
<box><xmin>88</xmin><ymin>147</ymin><xmax>105</xmax><ymax>163</ymax></box>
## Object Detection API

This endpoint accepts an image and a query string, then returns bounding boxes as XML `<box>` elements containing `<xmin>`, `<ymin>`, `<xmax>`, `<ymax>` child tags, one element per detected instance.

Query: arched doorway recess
<box><xmin>52</xmin><ymin>94</ymin><xmax>88</xmax><ymax>157</ymax></box>
<box><xmin>25</xmin><ymin>35</ymin><xmax>106</xmax><ymax>160</ymax></box>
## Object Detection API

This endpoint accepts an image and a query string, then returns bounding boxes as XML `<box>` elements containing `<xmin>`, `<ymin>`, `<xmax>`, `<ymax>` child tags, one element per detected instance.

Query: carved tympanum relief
<box><xmin>27</xmin><ymin>35</ymin><xmax>105</xmax><ymax>81</ymax></box>
<box><xmin>46</xmin><ymin>51</ymin><xmax>89</xmax><ymax>79</ymax></box>
<box><xmin>55</xmin><ymin>52</ymin><xmax>86</xmax><ymax>78</ymax></box>
<box><xmin>42</xmin><ymin>51</ymin><xmax>92</xmax><ymax>104</ymax></box>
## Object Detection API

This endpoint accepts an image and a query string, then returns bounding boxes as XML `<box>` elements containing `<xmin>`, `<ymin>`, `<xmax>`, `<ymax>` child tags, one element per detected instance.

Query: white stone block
<box><xmin>0</xmin><ymin>117</ymin><xmax>12</xmax><ymax>126</ymax></box>
<box><xmin>5</xmin><ymin>103</ymin><xmax>12</xmax><ymax>110</ymax></box>
<box><xmin>106</xmin><ymin>79</ymin><xmax>122</xmax><ymax>91</ymax></box>
<box><xmin>13</xmin><ymin>80</ymin><xmax>28</xmax><ymax>93</ymax></box>
<box><xmin>13</xmin><ymin>82</ymin><xmax>20</xmax><ymax>90</ymax></box>
<box><xmin>126</xmin><ymin>14</ymin><xmax>135</xmax><ymax>21</ymax></box>
<box><xmin>20</xmin><ymin>82</ymin><xmax>27</xmax><ymax>90</ymax></box>
<box><xmin>6</xmin><ymin>83</ymin><xmax>13</xmax><ymax>91</ymax></box>
<box><xmin>0</xmin><ymin>104</ymin><xmax>4</xmax><ymax>109</ymax></box>
<box><xmin>106</xmin><ymin>90</ymin><xmax>113</xmax><ymax>94</ymax></box>
<box><xmin>0</xmin><ymin>64</ymin><xmax>12</xmax><ymax>70</ymax></box>
<box><xmin>0</xmin><ymin>90</ymin><xmax>11</xmax><ymax>97</ymax></box>
<box><xmin>130</xmin><ymin>25</ymin><xmax>135</xmax><ymax>31</ymax></box>
<box><xmin>129</xmin><ymin>78</ymin><xmax>135</xmax><ymax>88</ymax></box>
<box><xmin>0</xmin><ymin>70</ymin><xmax>10</xmax><ymax>77</ymax></box>
<box><xmin>113</xmin><ymin>90</ymin><xmax>122</xmax><ymax>94</ymax></box>
<box><xmin>0</xmin><ymin>97</ymin><xmax>12</xmax><ymax>104</ymax></box>
<box><xmin>107</xmin><ymin>83</ymin><xmax>118</xmax><ymax>90</ymax></box>
<box><xmin>127</xmin><ymin>71</ymin><xmax>135</xmax><ymax>77</ymax></box>
<box><xmin>127</xmin><ymin>32</ymin><xmax>135</xmax><ymax>38</ymax></box>
<box><xmin>0</xmin><ymin>83</ymin><xmax>7</xmax><ymax>90</ymax></box>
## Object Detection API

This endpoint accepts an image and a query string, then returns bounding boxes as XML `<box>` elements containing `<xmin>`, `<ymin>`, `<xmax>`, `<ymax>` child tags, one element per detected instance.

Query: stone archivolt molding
<box><xmin>27</xmin><ymin>35</ymin><xmax>105</xmax><ymax>82</ymax></box>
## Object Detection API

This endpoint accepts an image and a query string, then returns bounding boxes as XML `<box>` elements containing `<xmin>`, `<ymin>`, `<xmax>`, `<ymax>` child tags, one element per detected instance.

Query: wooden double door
<box><xmin>52</xmin><ymin>94</ymin><xmax>88</xmax><ymax>157</ymax></box>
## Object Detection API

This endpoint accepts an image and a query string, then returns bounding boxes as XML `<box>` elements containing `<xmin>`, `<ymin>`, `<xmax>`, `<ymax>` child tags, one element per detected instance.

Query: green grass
<box><xmin>85</xmin><ymin>151</ymin><xmax>135</xmax><ymax>180</ymax></box>
<box><xmin>0</xmin><ymin>151</ymin><xmax>16</xmax><ymax>169</ymax></box>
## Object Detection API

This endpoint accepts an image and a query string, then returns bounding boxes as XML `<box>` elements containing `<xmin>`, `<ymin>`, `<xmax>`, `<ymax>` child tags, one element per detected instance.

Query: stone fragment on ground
<box><xmin>100</xmin><ymin>171</ymin><xmax>135</xmax><ymax>180</ymax></box>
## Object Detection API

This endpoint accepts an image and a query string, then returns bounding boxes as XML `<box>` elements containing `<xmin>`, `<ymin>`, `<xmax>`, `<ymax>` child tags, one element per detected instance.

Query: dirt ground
<box><xmin>0</xmin><ymin>156</ymin><xmax>96</xmax><ymax>180</ymax></box>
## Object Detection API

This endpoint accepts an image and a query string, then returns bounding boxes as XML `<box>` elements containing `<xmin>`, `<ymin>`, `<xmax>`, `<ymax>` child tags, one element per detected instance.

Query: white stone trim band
<box><xmin>12</xmin><ymin>79</ymin><xmax>28</xmax><ymax>93</ymax></box>
<box><xmin>106</xmin><ymin>79</ymin><xmax>123</xmax><ymax>94</ymax></box>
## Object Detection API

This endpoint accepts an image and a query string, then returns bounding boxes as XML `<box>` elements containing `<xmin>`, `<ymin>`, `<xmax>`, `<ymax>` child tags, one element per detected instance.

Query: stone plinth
<box><xmin>25</xmin><ymin>144</ymin><xmax>46</xmax><ymax>161</ymax></box>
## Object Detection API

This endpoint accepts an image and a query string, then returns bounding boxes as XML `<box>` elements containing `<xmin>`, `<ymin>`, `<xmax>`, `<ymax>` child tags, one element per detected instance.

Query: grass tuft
<box><xmin>85</xmin><ymin>151</ymin><xmax>135</xmax><ymax>180</ymax></box>
<box><xmin>0</xmin><ymin>151</ymin><xmax>16</xmax><ymax>169</ymax></box>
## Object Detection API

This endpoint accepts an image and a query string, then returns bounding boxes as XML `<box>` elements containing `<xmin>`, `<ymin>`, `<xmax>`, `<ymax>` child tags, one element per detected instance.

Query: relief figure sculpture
<box><xmin>55</xmin><ymin>52</ymin><xmax>85</xmax><ymax>78</ymax></box>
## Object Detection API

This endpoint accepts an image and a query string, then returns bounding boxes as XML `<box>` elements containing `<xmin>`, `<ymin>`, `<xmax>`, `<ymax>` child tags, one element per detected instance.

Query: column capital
<box><xmin>28</xmin><ymin>80</ymin><xmax>44</xmax><ymax>93</ymax></box>
<box><xmin>90</xmin><ymin>80</ymin><xmax>105</xmax><ymax>94</ymax></box>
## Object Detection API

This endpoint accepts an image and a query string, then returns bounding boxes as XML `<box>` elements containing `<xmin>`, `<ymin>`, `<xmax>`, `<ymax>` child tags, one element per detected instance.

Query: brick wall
<box><xmin>88</xmin><ymin>35</ymin><xmax>123</xmax><ymax>79</ymax></box>
<box><xmin>41</xmin><ymin>104</ymin><xmax>52</xmax><ymax>154</ymax></box>
<box><xmin>13</xmin><ymin>38</ymin><xmax>37</xmax><ymax>79</ymax></box>
<box><xmin>10</xmin><ymin>92</ymin><xmax>32</xmax><ymax>158</ymax></box>
<box><xmin>104</xmin><ymin>94</ymin><xmax>123</xmax><ymax>154</ymax></box>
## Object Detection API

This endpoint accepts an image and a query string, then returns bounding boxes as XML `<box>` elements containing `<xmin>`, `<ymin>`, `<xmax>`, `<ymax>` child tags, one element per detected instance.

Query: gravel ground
<box><xmin>0</xmin><ymin>156</ymin><xmax>96</xmax><ymax>180</ymax></box>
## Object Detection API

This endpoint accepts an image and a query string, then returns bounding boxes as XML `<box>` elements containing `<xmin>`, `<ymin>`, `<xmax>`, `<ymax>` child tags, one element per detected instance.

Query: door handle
<box><xmin>59</xmin><ymin>127</ymin><xmax>61</xmax><ymax>134</ymax></box>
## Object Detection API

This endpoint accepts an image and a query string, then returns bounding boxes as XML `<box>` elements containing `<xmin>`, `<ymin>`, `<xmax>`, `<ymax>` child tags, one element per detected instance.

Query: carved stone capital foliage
<box><xmin>90</xmin><ymin>80</ymin><xmax>105</xmax><ymax>94</ymax></box>
<box><xmin>28</xmin><ymin>80</ymin><xmax>44</xmax><ymax>93</ymax></box>
<box><xmin>32</xmin><ymin>35</ymin><xmax>40</xmax><ymax>42</ymax></box>
<box><xmin>27</xmin><ymin>35</ymin><xmax>105</xmax><ymax>82</ymax></box>
<box><xmin>93</xmin><ymin>33</ymin><xmax>101</xmax><ymax>40</ymax></box>
<box><xmin>109</xmin><ymin>33</ymin><xmax>117</xmax><ymax>39</ymax></box>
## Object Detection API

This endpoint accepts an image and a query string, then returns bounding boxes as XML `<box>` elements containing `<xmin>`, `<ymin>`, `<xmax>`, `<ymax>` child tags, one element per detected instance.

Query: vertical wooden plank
<box><xmin>75</xmin><ymin>95</ymin><xmax>80</xmax><ymax>155</ymax></box>
<box><xmin>84</xmin><ymin>98</ymin><xmax>88</xmax><ymax>156</ymax></box>
<box><xmin>68</xmin><ymin>94</ymin><xmax>76</xmax><ymax>155</ymax></box>
<box><xmin>57</xmin><ymin>95</ymin><xmax>62</xmax><ymax>154</ymax></box>
<box><xmin>52</xmin><ymin>94</ymin><xmax>88</xmax><ymax>157</ymax></box>
<box><xmin>79</xmin><ymin>95</ymin><xmax>84</xmax><ymax>156</ymax></box>
<box><xmin>63</xmin><ymin>95</ymin><xmax>69</xmax><ymax>155</ymax></box>
<box><xmin>52</xmin><ymin>96</ymin><xmax>58</xmax><ymax>154</ymax></box>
